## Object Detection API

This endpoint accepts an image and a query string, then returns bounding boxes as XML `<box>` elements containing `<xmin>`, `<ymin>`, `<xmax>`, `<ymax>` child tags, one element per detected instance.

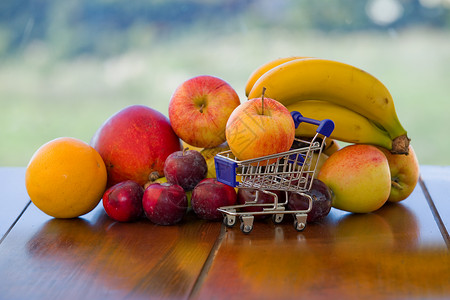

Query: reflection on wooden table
<box><xmin>0</xmin><ymin>166</ymin><xmax>449</xmax><ymax>300</ymax></box>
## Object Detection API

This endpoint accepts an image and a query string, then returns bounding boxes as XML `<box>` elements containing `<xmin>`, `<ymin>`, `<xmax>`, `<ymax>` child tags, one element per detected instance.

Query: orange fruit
<box><xmin>25</xmin><ymin>137</ymin><xmax>107</xmax><ymax>218</ymax></box>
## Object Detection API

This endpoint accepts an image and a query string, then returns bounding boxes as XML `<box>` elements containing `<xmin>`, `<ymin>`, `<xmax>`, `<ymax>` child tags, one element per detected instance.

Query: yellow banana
<box><xmin>323</xmin><ymin>139</ymin><xmax>340</xmax><ymax>156</ymax></box>
<box><xmin>311</xmin><ymin>152</ymin><xmax>329</xmax><ymax>179</ymax></box>
<box><xmin>200</xmin><ymin>142</ymin><xmax>230</xmax><ymax>178</ymax></box>
<box><xmin>244</xmin><ymin>56</ymin><xmax>310</xmax><ymax>97</ymax></box>
<box><xmin>293</xmin><ymin>136</ymin><xmax>340</xmax><ymax>156</ymax></box>
<box><xmin>248</xmin><ymin>58</ymin><xmax>409</xmax><ymax>154</ymax></box>
<box><xmin>287</xmin><ymin>100</ymin><xmax>393</xmax><ymax>149</ymax></box>
<box><xmin>181</xmin><ymin>140</ymin><xmax>203</xmax><ymax>152</ymax></box>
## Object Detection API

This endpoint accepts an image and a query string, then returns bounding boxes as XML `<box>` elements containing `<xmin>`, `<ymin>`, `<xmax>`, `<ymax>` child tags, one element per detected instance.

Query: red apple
<box><xmin>102</xmin><ymin>180</ymin><xmax>144</xmax><ymax>222</ymax></box>
<box><xmin>377</xmin><ymin>145</ymin><xmax>419</xmax><ymax>202</ymax></box>
<box><xmin>225</xmin><ymin>96</ymin><xmax>295</xmax><ymax>162</ymax></box>
<box><xmin>191</xmin><ymin>178</ymin><xmax>237</xmax><ymax>221</ymax></box>
<box><xmin>318</xmin><ymin>144</ymin><xmax>391</xmax><ymax>213</ymax></box>
<box><xmin>164</xmin><ymin>148</ymin><xmax>207</xmax><ymax>191</ymax></box>
<box><xmin>142</xmin><ymin>183</ymin><xmax>188</xmax><ymax>225</ymax></box>
<box><xmin>168</xmin><ymin>75</ymin><xmax>241</xmax><ymax>148</ymax></box>
<box><xmin>91</xmin><ymin>105</ymin><xmax>182</xmax><ymax>187</ymax></box>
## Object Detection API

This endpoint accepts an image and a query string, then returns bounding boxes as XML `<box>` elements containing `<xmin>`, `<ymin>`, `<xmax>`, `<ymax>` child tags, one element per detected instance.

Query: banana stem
<box><xmin>391</xmin><ymin>135</ymin><xmax>410</xmax><ymax>155</ymax></box>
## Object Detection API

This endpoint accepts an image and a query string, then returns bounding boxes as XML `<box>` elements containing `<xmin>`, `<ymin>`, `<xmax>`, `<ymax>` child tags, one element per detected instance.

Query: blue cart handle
<box><xmin>290</xmin><ymin>111</ymin><xmax>335</xmax><ymax>137</ymax></box>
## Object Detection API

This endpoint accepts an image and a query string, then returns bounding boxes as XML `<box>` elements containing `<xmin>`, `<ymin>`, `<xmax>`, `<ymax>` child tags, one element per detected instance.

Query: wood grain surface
<box><xmin>191</xmin><ymin>182</ymin><xmax>450</xmax><ymax>300</ymax></box>
<box><xmin>419</xmin><ymin>165</ymin><xmax>450</xmax><ymax>247</ymax></box>
<box><xmin>0</xmin><ymin>167</ymin><xmax>30</xmax><ymax>241</ymax></box>
<box><xmin>0</xmin><ymin>166</ymin><xmax>449</xmax><ymax>300</ymax></box>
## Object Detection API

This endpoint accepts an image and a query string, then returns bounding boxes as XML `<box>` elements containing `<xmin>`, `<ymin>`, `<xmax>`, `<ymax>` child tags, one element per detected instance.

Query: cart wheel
<box><xmin>272</xmin><ymin>213</ymin><xmax>284</xmax><ymax>224</ymax></box>
<box><xmin>240</xmin><ymin>222</ymin><xmax>253</xmax><ymax>234</ymax></box>
<box><xmin>293</xmin><ymin>220</ymin><xmax>306</xmax><ymax>231</ymax></box>
<box><xmin>223</xmin><ymin>215</ymin><xmax>236</xmax><ymax>227</ymax></box>
<box><xmin>239</xmin><ymin>215</ymin><xmax>254</xmax><ymax>234</ymax></box>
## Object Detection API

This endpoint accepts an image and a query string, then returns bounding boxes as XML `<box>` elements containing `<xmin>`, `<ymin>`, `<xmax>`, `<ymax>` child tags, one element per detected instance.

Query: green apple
<box><xmin>318</xmin><ymin>144</ymin><xmax>391</xmax><ymax>213</ymax></box>
<box><xmin>377</xmin><ymin>145</ymin><xmax>419</xmax><ymax>202</ymax></box>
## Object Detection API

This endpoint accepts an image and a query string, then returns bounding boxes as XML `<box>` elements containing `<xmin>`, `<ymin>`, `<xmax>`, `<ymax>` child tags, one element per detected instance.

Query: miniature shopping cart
<box><xmin>214</xmin><ymin>111</ymin><xmax>334</xmax><ymax>234</ymax></box>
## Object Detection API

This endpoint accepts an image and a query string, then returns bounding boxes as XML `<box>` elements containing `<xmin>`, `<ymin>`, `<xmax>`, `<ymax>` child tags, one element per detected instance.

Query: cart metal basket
<box><xmin>214</xmin><ymin>111</ymin><xmax>334</xmax><ymax>234</ymax></box>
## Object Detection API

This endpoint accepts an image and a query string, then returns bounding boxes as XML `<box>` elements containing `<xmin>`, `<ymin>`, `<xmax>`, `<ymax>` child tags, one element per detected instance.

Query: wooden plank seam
<box><xmin>188</xmin><ymin>223</ymin><xmax>227</xmax><ymax>299</ymax></box>
<box><xmin>419</xmin><ymin>176</ymin><xmax>450</xmax><ymax>249</ymax></box>
<box><xmin>0</xmin><ymin>200</ymin><xmax>31</xmax><ymax>244</ymax></box>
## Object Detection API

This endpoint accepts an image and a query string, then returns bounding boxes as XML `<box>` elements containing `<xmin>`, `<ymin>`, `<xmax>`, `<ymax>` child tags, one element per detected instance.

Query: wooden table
<box><xmin>0</xmin><ymin>166</ymin><xmax>449</xmax><ymax>300</ymax></box>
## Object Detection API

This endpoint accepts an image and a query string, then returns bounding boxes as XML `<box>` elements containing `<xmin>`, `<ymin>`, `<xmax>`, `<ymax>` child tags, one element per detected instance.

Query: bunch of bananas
<box><xmin>245</xmin><ymin>57</ymin><xmax>410</xmax><ymax>154</ymax></box>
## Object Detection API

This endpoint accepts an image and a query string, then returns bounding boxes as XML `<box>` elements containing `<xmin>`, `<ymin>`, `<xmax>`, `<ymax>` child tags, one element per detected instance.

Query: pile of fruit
<box><xmin>25</xmin><ymin>57</ymin><xmax>419</xmax><ymax>229</ymax></box>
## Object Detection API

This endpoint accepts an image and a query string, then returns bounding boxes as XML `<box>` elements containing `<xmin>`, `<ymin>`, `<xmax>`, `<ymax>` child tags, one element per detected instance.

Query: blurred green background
<box><xmin>1</xmin><ymin>0</ymin><xmax>450</xmax><ymax>166</ymax></box>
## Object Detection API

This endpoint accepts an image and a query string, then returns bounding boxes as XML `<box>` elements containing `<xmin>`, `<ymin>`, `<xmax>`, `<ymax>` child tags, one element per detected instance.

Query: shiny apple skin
<box><xmin>168</xmin><ymin>75</ymin><xmax>240</xmax><ymax>148</ymax></box>
<box><xmin>143</xmin><ymin>182</ymin><xmax>188</xmax><ymax>225</ymax></box>
<box><xmin>225</xmin><ymin>97</ymin><xmax>295</xmax><ymax>163</ymax></box>
<box><xmin>102</xmin><ymin>180</ymin><xmax>144</xmax><ymax>222</ymax></box>
<box><xmin>377</xmin><ymin>145</ymin><xmax>419</xmax><ymax>202</ymax></box>
<box><xmin>317</xmin><ymin>144</ymin><xmax>391</xmax><ymax>213</ymax></box>
<box><xmin>164</xmin><ymin>149</ymin><xmax>207</xmax><ymax>191</ymax></box>
<box><xmin>91</xmin><ymin>105</ymin><xmax>182</xmax><ymax>187</ymax></box>
<box><xmin>191</xmin><ymin>178</ymin><xmax>237</xmax><ymax>221</ymax></box>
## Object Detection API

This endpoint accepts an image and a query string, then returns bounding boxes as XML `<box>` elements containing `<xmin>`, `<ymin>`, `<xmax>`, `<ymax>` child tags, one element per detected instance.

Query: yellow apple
<box><xmin>317</xmin><ymin>144</ymin><xmax>391</xmax><ymax>213</ymax></box>
<box><xmin>169</xmin><ymin>75</ymin><xmax>241</xmax><ymax>148</ymax></box>
<box><xmin>377</xmin><ymin>145</ymin><xmax>419</xmax><ymax>202</ymax></box>
<box><xmin>225</xmin><ymin>97</ymin><xmax>295</xmax><ymax>162</ymax></box>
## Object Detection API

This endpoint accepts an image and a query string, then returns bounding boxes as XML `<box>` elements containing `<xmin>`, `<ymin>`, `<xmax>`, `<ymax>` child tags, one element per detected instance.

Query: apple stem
<box><xmin>261</xmin><ymin>87</ymin><xmax>266</xmax><ymax>115</ymax></box>
<box><xmin>391</xmin><ymin>179</ymin><xmax>403</xmax><ymax>190</ymax></box>
<box><xmin>199</xmin><ymin>103</ymin><xmax>205</xmax><ymax>113</ymax></box>
<box><xmin>183</xmin><ymin>147</ymin><xmax>189</xmax><ymax>155</ymax></box>
<box><xmin>149</xmin><ymin>171</ymin><xmax>160</xmax><ymax>182</ymax></box>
